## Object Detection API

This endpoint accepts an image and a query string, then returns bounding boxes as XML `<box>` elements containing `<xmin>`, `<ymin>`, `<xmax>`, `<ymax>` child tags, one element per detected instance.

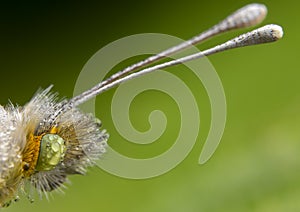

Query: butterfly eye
<box><xmin>35</xmin><ymin>134</ymin><xmax>66</xmax><ymax>171</ymax></box>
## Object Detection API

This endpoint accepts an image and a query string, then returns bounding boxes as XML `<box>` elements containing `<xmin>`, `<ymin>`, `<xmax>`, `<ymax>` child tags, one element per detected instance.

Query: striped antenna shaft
<box><xmin>73</xmin><ymin>24</ymin><xmax>283</xmax><ymax>106</ymax></box>
<box><xmin>70</xmin><ymin>3</ymin><xmax>267</xmax><ymax>105</ymax></box>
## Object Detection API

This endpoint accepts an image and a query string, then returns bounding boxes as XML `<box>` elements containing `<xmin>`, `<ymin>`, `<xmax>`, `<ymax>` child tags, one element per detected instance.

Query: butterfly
<box><xmin>0</xmin><ymin>3</ymin><xmax>283</xmax><ymax>208</ymax></box>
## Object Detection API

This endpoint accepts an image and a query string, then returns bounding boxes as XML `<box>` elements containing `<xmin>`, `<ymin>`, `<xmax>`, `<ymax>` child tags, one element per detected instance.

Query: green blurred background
<box><xmin>0</xmin><ymin>0</ymin><xmax>299</xmax><ymax>211</ymax></box>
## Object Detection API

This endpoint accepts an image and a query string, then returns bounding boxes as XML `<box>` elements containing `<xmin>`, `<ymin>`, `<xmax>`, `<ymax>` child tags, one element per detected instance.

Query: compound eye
<box><xmin>35</xmin><ymin>134</ymin><xmax>66</xmax><ymax>171</ymax></box>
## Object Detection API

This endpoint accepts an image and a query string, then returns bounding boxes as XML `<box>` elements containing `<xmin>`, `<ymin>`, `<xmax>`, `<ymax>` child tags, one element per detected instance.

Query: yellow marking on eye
<box><xmin>50</xmin><ymin>127</ymin><xmax>58</xmax><ymax>134</ymax></box>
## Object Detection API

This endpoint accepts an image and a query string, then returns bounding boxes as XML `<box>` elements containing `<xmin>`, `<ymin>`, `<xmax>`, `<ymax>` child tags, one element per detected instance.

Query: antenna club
<box><xmin>229</xmin><ymin>24</ymin><xmax>284</xmax><ymax>48</ymax></box>
<box><xmin>254</xmin><ymin>24</ymin><xmax>284</xmax><ymax>43</ymax></box>
<box><xmin>223</xmin><ymin>3</ymin><xmax>268</xmax><ymax>29</ymax></box>
<box><xmin>245</xmin><ymin>3</ymin><xmax>268</xmax><ymax>26</ymax></box>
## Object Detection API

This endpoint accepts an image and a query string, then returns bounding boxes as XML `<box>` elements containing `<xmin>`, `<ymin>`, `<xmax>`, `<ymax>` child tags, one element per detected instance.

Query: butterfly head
<box><xmin>0</xmin><ymin>87</ymin><xmax>108</xmax><ymax>207</ymax></box>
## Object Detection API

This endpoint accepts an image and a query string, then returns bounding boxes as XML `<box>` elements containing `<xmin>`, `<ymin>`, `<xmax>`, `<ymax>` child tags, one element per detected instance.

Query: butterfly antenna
<box><xmin>70</xmin><ymin>3</ymin><xmax>267</xmax><ymax>106</ymax></box>
<box><xmin>72</xmin><ymin>24</ymin><xmax>283</xmax><ymax>106</ymax></box>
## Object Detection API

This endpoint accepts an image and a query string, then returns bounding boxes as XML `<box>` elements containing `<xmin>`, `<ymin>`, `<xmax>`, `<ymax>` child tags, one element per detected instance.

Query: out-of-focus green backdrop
<box><xmin>0</xmin><ymin>0</ymin><xmax>298</xmax><ymax>211</ymax></box>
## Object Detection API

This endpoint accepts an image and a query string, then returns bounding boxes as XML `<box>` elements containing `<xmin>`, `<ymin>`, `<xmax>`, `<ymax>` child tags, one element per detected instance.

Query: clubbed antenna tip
<box><xmin>217</xmin><ymin>3</ymin><xmax>268</xmax><ymax>31</ymax></box>
<box><xmin>234</xmin><ymin>24</ymin><xmax>284</xmax><ymax>47</ymax></box>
